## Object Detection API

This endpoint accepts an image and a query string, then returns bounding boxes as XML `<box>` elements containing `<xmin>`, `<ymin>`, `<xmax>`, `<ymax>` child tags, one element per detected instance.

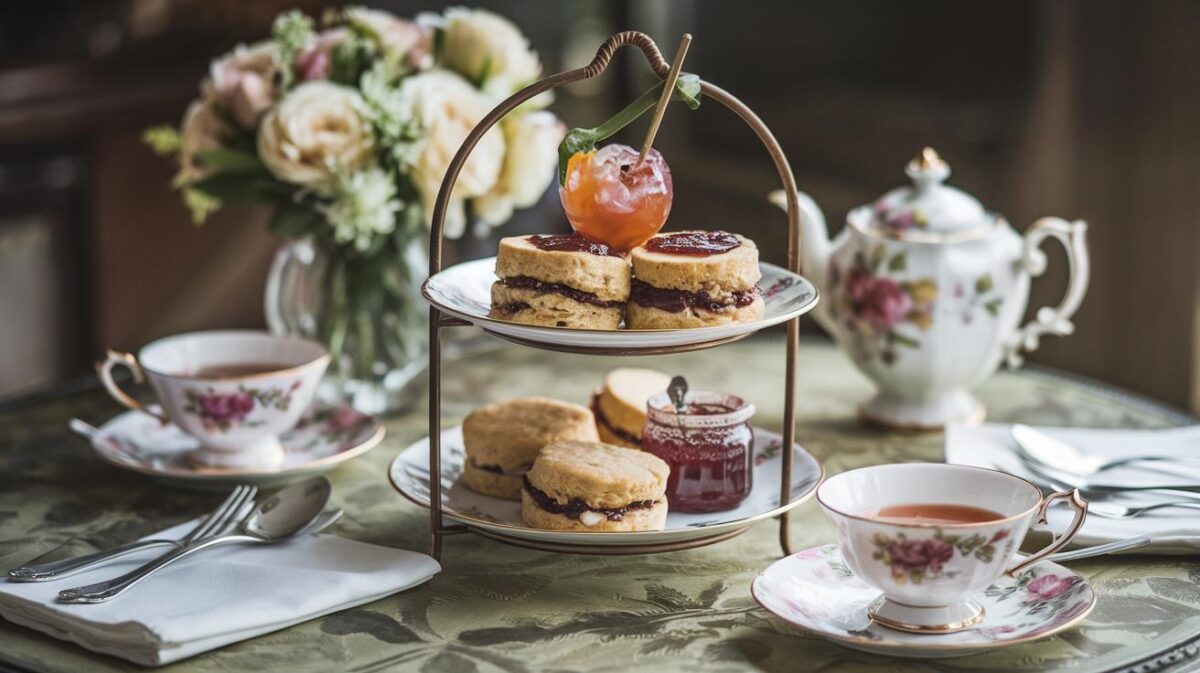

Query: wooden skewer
<box><xmin>637</xmin><ymin>33</ymin><xmax>693</xmax><ymax>166</ymax></box>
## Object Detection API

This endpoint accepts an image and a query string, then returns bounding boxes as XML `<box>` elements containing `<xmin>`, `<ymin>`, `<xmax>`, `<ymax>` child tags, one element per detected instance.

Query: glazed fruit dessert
<box><xmin>626</xmin><ymin>230</ymin><xmax>764</xmax><ymax>328</ymax></box>
<box><xmin>590</xmin><ymin>367</ymin><xmax>671</xmax><ymax>449</ymax></box>
<box><xmin>461</xmin><ymin>397</ymin><xmax>599</xmax><ymax>500</ymax></box>
<box><xmin>560</xmin><ymin>143</ymin><xmax>673</xmax><ymax>253</ymax></box>
<box><xmin>489</xmin><ymin>234</ymin><xmax>631</xmax><ymax>329</ymax></box>
<box><xmin>521</xmin><ymin>440</ymin><xmax>670</xmax><ymax>532</ymax></box>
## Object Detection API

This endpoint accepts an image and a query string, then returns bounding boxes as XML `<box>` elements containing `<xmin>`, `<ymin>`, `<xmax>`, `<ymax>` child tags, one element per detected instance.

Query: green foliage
<box><xmin>182</xmin><ymin>188</ymin><xmax>221</xmax><ymax>224</ymax></box>
<box><xmin>143</xmin><ymin>126</ymin><xmax>182</xmax><ymax>156</ymax></box>
<box><xmin>195</xmin><ymin>148</ymin><xmax>267</xmax><ymax>175</ymax></box>
<box><xmin>273</xmin><ymin>10</ymin><xmax>315</xmax><ymax>89</ymax></box>
<box><xmin>189</xmin><ymin>172</ymin><xmax>291</xmax><ymax>205</ymax></box>
<box><xmin>269</xmin><ymin>199</ymin><xmax>325</xmax><ymax>239</ymax></box>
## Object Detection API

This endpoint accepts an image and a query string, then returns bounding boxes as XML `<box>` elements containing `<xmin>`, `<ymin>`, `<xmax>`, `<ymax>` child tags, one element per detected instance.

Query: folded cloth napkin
<box><xmin>0</xmin><ymin>522</ymin><xmax>440</xmax><ymax>666</ymax></box>
<box><xmin>946</xmin><ymin>423</ymin><xmax>1200</xmax><ymax>553</ymax></box>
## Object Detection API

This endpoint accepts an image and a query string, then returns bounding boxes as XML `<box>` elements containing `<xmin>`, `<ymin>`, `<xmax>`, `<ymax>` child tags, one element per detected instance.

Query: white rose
<box><xmin>346</xmin><ymin>7</ymin><xmax>433</xmax><ymax>70</ymax></box>
<box><xmin>474</xmin><ymin>111</ymin><xmax>565</xmax><ymax>226</ymax></box>
<box><xmin>205</xmin><ymin>41</ymin><xmax>279</xmax><ymax>129</ymax></box>
<box><xmin>257</xmin><ymin>81</ymin><xmax>374</xmax><ymax>188</ymax></box>
<box><xmin>179</xmin><ymin>99</ymin><xmax>232</xmax><ymax>182</ymax></box>
<box><xmin>436</xmin><ymin>7</ymin><xmax>542</xmax><ymax>100</ymax></box>
<box><xmin>399</xmin><ymin>70</ymin><xmax>505</xmax><ymax>238</ymax></box>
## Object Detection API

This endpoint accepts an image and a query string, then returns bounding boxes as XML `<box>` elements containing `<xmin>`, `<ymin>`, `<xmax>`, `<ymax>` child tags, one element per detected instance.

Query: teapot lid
<box><xmin>865</xmin><ymin>148</ymin><xmax>996</xmax><ymax>239</ymax></box>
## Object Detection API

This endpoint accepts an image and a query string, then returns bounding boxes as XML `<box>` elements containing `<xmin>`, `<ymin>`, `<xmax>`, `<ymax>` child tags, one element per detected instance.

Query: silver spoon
<box><xmin>8</xmin><ymin>485</ymin><xmax>257</xmax><ymax>582</ymax></box>
<box><xmin>57</xmin><ymin>477</ymin><xmax>332</xmax><ymax>603</ymax></box>
<box><xmin>1012</xmin><ymin>424</ymin><xmax>1200</xmax><ymax>479</ymax></box>
<box><xmin>1017</xmin><ymin>454</ymin><xmax>1200</xmax><ymax>500</ymax></box>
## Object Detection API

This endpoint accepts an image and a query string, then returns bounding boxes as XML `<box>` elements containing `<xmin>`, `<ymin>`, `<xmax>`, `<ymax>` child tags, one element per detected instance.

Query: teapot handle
<box><xmin>1005</xmin><ymin>217</ymin><xmax>1089</xmax><ymax>368</ymax></box>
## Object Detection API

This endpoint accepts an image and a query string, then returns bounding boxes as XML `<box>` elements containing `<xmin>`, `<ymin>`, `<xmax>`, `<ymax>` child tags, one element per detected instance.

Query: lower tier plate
<box><xmin>388</xmin><ymin>425</ymin><xmax>823</xmax><ymax>547</ymax></box>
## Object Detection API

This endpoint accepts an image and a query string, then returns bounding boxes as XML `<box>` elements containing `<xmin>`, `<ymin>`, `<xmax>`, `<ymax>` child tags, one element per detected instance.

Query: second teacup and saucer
<box><xmin>754</xmin><ymin>463</ymin><xmax>1096</xmax><ymax>657</ymax></box>
<box><xmin>83</xmin><ymin>330</ymin><xmax>385</xmax><ymax>488</ymax></box>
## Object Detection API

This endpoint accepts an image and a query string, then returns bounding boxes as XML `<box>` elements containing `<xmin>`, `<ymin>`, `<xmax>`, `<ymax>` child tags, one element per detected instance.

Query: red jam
<box><xmin>642</xmin><ymin>391</ymin><xmax>755</xmax><ymax>513</ymax></box>
<box><xmin>643</xmin><ymin>231</ymin><xmax>740</xmax><ymax>256</ymax></box>
<box><xmin>527</xmin><ymin>234</ymin><xmax>620</xmax><ymax>257</ymax></box>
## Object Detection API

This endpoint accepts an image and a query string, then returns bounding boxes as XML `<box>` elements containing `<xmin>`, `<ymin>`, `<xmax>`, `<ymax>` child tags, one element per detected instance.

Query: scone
<box><xmin>521</xmin><ymin>441</ymin><xmax>669</xmax><ymax>532</ymax></box>
<box><xmin>490</xmin><ymin>234</ymin><xmax>631</xmax><ymax>329</ymax></box>
<box><xmin>462</xmin><ymin>397</ymin><xmax>599</xmax><ymax>500</ymax></box>
<box><xmin>626</xmin><ymin>231</ymin><xmax>765</xmax><ymax>329</ymax></box>
<box><xmin>591</xmin><ymin>367</ymin><xmax>671</xmax><ymax>449</ymax></box>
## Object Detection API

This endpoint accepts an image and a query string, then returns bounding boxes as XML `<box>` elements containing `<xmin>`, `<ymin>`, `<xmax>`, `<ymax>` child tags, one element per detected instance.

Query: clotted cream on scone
<box><xmin>490</xmin><ymin>234</ymin><xmax>630</xmax><ymax>329</ymax></box>
<box><xmin>626</xmin><ymin>231</ymin><xmax>764</xmax><ymax>329</ymax></box>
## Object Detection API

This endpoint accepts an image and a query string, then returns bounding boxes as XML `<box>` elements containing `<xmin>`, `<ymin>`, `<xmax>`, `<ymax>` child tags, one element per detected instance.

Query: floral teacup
<box><xmin>816</xmin><ymin>463</ymin><xmax>1087</xmax><ymax>633</ymax></box>
<box><xmin>98</xmin><ymin>330</ymin><xmax>329</xmax><ymax>469</ymax></box>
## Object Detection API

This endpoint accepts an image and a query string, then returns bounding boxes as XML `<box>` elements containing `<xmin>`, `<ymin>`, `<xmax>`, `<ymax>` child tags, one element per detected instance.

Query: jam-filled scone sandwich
<box><xmin>626</xmin><ymin>231</ymin><xmax>764</xmax><ymax>329</ymax></box>
<box><xmin>462</xmin><ymin>397</ymin><xmax>599</xmax><ymax>500</ymax></box>
<box><xmin>591</xmin><ymin>367</ymin><xmax>670</xmax><ymax>449</ymax></box>
<box><xmin>521</xmin><ymin>440</ymin><xmax>669</xmax><ymax>532</ymax></box>
<box><xmin>490</xmin><ymin>234</ymin><xmax>630</xmax><ymax>329</ymax></box>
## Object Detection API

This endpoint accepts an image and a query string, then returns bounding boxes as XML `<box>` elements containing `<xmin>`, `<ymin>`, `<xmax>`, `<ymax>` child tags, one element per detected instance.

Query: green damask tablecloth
<box><xmin>2</xmin><ymin>336</ymin><xmax>1199</xmax><ymax>673</ymax></box>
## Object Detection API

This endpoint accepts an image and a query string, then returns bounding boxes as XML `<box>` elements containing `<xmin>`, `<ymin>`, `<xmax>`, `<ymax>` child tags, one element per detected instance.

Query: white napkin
<box><xmin>946</xmin><ymin>423</ymin><xmax>1200</xmax><ymax>553</ymax></box>
<box><xmin>0</xmin><ymin>522</ymin><xmax>440</xmax><ymax>666</ymax></box>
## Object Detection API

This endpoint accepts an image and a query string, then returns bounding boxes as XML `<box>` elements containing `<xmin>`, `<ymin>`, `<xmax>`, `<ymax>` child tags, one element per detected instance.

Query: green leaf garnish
<box><xmin>557</xmin><ymin>73</ymin><xmax>702</xmax><ymax>184</ymax></box>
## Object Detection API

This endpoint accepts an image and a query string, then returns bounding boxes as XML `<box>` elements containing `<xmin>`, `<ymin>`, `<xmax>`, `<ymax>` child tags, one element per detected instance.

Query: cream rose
<box><xmin>399</xmin><ymin>70</ymin><xmax>504</xmax><ymax>237</ymax></box>
<box><xmin>437</xmin><ymin>7</ymin><xmax>542</xmax><ymax>100</ymax></box>
<box><xmin>347</xmin><ymin>7</ymin><xmax>433</xmax><ymax>70</ymax></box>
<box><xmin>206</xmin><ymin>41</ymin><xmax>279</xmax><ymax>129</ymax></box>
<box><xmin>179</xmin><ymin>99</ymin><xmax>232</xmax><ymax>182</ymax></box>
<box><xmin>257</xmin><ymin>81</ymin><xmax>374</xmax><ymax>188</ymax></box>
<box><xmin>474</xmin><ymin>111</ymin><xmax>565</xmax><ymax>226</ymax></box>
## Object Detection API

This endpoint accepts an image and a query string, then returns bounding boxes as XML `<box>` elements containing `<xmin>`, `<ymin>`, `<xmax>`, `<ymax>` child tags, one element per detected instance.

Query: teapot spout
<box><xmin>768</xmin><ymin>189</ymin><xmax>833</xmax><ymax>331</ymax></box>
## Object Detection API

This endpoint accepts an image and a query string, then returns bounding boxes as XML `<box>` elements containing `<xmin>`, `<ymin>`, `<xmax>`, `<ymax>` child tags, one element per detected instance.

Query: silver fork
<box><xmin>7</xmin><ymin>485</ymin><xmax>258</xmax><ymax>582</ymax></box>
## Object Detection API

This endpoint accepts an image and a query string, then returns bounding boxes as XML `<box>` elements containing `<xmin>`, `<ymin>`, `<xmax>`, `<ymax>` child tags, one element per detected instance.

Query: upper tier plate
<box><xmin>422</xmin><ymin>257</ymin><xmax>819</xmax><ymax>351</ymax></box>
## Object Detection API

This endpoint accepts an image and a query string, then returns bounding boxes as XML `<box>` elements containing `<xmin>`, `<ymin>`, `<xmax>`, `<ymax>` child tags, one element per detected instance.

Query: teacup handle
<box><xmin>1004</xmin><ymin>217</ymin><xmax>1089</xmax><ymax>368</ymax></box>
<box><xmin>1007</xmin><ymin>489</ymin><xmax>1088</xmax><ymax>575</ymax></box>
<box><xmin>96</xmin><ymin>350</ymin><xmax>169</xmax><ymax>424</ymax></box>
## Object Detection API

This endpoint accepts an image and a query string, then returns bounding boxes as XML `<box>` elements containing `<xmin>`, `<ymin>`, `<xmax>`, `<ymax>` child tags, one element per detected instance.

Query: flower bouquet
<box><xmin>145</xmin><ymin>6</ymin><xmax>564</xmax><ymax>412</ymax></box>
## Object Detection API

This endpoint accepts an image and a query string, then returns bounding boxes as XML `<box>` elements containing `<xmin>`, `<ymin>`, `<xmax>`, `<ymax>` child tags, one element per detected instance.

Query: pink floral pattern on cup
<box><xmin>871</xmin><ymin>528</ymin><xmax>1011</xmax><ymax>584</ymax></box>
<box><xmin>183</xmin><ymin>381</ymin><xmax>301</xmax><ymax>432</ymax></box>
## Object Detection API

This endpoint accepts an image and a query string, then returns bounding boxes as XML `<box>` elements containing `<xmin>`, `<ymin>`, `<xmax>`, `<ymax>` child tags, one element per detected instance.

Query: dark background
<box><xmin>1</xmin><ymin>0</ymin><xmax>1197</xmax><ymax>413</ymax></box>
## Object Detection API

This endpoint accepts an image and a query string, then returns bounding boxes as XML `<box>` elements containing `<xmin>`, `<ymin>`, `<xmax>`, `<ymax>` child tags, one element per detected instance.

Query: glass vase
<box><xmin>264</xmin><ymin>237</ymin><xmax>428</xmax><ymax>416</ymax></box>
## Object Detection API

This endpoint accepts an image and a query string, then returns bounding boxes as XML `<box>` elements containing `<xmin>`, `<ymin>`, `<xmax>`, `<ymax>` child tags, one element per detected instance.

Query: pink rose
<box><xmin>1027</xmin><ymin>574</ymin><xmax>1075</xmax><ymax>600</ymax></box>
<box><xmin>856</xmin><ymin>276</ymin><xmax>912</xmax><ymax>330</ymax></box>
<box><xmin>888</xmin><ymin>537</ymin><xmax>954</xmax><ymax>573</ymax></box>
<box><xmin>196</xmin><ymin>392</ymin><xmax>255</xmax><ymax>425</ymax></box>
<box><xmin>207</xmin><ymin>42</ymin><xmax>280</xmax><ymax>129</ymax></box>
<box><xmin>296</xmin><ymin>29</ymin><xmax>347</xmax><ymax>81</ymax></box>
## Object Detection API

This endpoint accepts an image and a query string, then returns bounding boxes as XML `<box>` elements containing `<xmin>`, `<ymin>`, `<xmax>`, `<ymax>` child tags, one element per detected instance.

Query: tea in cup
<box><xmin>97</xmin><ymin>330</ymin><xmax>330</xmax><ymax>469</ymax></box>
<box><xmin>816</xmin><ymin>463</ymin><xmax>1086</xmax><ymax>633</ymax></box>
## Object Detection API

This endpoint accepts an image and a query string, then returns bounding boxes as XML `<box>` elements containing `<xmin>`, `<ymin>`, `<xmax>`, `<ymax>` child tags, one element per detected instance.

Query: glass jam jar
<box><xmin>643</xmin><ymin>390</ymin><xmax>755</xmax><ymax>513</ymax></box>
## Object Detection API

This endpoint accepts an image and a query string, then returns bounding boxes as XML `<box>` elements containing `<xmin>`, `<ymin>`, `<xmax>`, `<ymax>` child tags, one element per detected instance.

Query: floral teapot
<box><xmin>770</xmin><ymin>148</ymin><xmax>1089</xmax><ymax>429</ymax></box>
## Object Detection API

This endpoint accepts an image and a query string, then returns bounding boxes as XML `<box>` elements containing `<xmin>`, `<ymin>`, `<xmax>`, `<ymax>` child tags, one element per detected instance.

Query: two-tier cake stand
<box><xmin>417</xmin><ymin>32</ymin><xmax>816</xmax><ymax>560</ymax></box>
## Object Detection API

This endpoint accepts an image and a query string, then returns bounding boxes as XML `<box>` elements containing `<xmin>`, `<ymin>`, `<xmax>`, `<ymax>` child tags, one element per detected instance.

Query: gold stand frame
<box><xmin>425</xmin><ymin>31</ymin><xmax>805</xmax><ymax>559</ymax></box>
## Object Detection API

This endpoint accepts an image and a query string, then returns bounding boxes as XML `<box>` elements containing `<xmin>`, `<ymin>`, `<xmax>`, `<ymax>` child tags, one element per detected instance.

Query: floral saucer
<box><xmin>388</xmin><ymin>425</ymin><xmax>822</xmax><ymax>546</ymax></box>
<box><xmin>82</xmin><ymin>404</ymin><xmax>384</xmax><ymax>490</ymax></box>
<box><xmin>752</xmin><ymin>544</ymin><xmax>1095</xmax><ymax>658</ymax></box>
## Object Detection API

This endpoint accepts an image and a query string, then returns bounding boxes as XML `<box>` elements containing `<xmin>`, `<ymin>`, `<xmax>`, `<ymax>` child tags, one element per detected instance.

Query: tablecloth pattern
<box><xmin>1</xmin><ymin>335</ymin><xmax>1198</xmax><ymax>673</ymax></box>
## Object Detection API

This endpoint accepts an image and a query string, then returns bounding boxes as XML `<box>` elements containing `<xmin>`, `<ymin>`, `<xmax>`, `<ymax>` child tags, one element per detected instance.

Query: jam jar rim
<box><xmin>645</xmin><ymin>390</ymin><xmax>756</xmax><ymax>428</ymax></box>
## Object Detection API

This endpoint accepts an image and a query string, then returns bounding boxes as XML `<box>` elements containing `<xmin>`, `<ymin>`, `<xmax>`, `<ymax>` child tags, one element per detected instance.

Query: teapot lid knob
<box><xmin>905</xmin><ymin>147</ymin><xmax>950</xmax><ymax>191</ymax></box>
